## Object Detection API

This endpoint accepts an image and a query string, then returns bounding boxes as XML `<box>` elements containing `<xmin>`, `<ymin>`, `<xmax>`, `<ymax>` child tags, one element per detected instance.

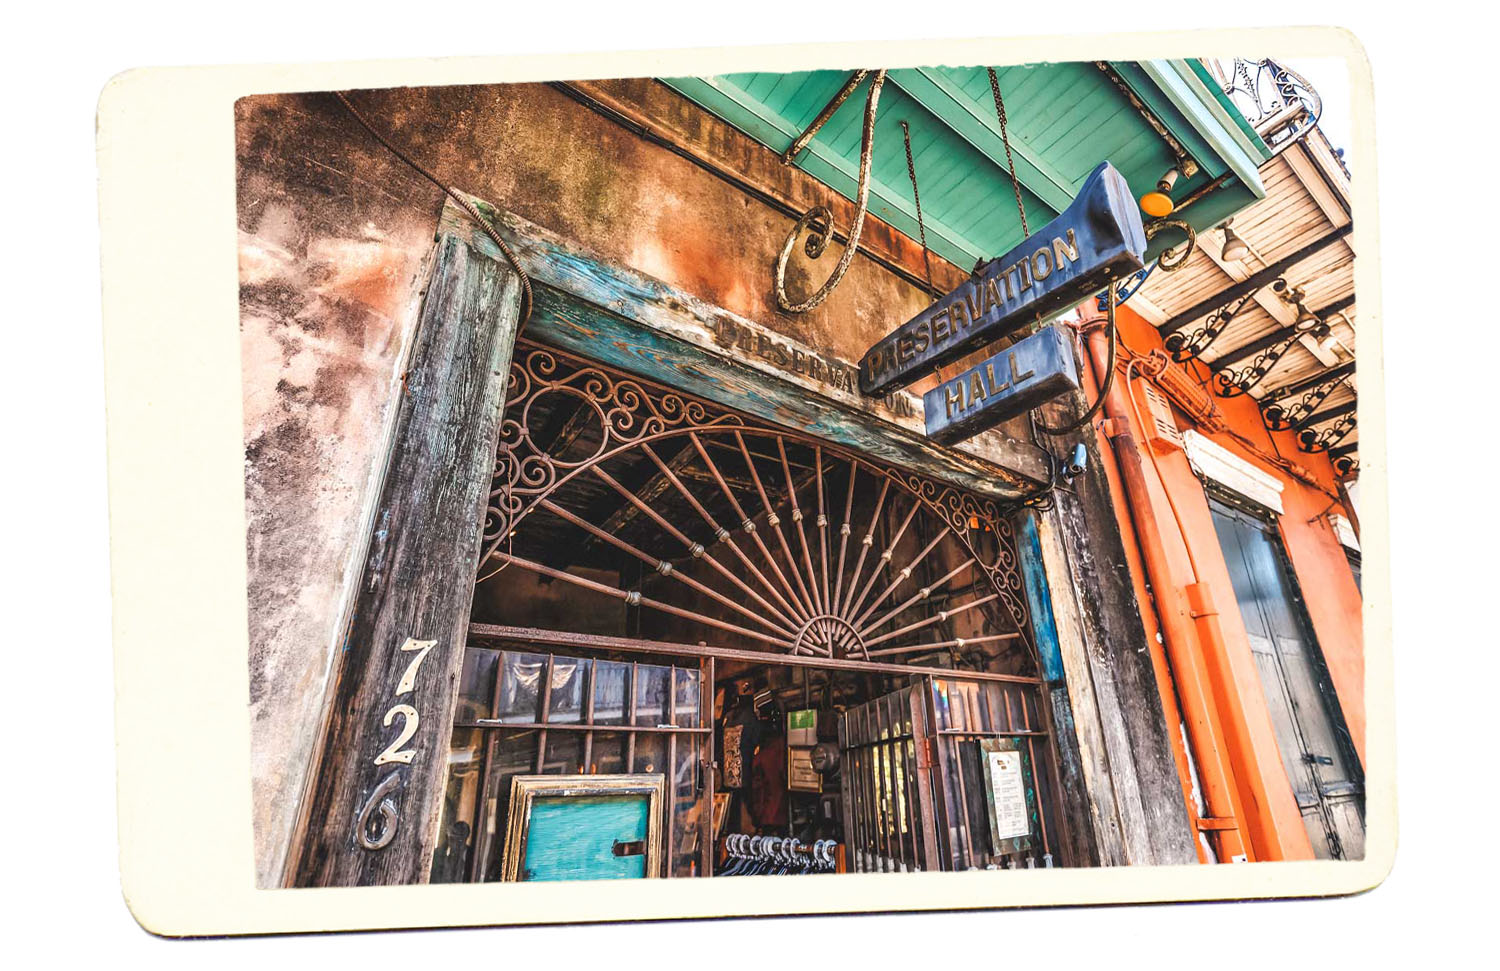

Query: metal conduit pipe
<box><xmin>1069</xmin><ymin>322</ymin><xmax>1207</xmax><ymax>864</ymax></box>
<box><xmin>1084</xmin><ymin>327</ymin><xmax>1253</xmax><ymax>864</ymax></box>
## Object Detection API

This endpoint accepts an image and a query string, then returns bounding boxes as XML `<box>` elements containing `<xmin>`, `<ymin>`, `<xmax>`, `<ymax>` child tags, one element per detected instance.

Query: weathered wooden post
<box><xmin>290</xmin><ymin>203</ymin><xmax>525</xmax><ymax>886</ymax></box>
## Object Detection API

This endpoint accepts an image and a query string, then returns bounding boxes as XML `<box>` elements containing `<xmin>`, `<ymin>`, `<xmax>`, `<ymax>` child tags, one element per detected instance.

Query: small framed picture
<box><xmin>501</xmin><ymin>774</ymin><xmax>666</xmax><ymax>882</ymax></box>
<box><xmin>979</xmin><ymin>738</ymin><xmax>1038</xmax><ymax>857</ymax></box>
<box><xmin>711</xmin><ymin>791</ymin><xmax>733</xmax><ymax>840</ymax></box>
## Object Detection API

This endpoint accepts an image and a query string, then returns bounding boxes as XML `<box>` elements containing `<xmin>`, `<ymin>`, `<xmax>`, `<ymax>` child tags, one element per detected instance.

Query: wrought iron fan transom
<box><xmin>476</xmin><ymin>340</ymin><xmax>1038</xmax><ymax>675</ymax></box>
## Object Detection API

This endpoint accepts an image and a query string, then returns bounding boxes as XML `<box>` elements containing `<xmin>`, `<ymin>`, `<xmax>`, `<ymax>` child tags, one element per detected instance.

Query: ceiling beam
<box><xmin>1295</xmin><ymin>397</ymin><xmax>1357</xmax><ymax>430</ymax></box>
<box><xmin>1198</xmin><ymin>223</ymin><xmax>1302</xmax><ymax>331</ymax></box>
<box><xmin>1282</xmin><ymin>139</ymin><xmax>1352</xmax><ymax>223</ymax></box>
<box><xmin>1157</xmin><ymin>223</ymin><xmax>1353</xmax><ymax>334</ymax></box>
<box><xmin>1211</xmin><ymin>294</ymin><xmax>1358</xmax><ymax>370</ymax></box>
<box><xmin>1329</xmin><ymin>442</ymin><xmax>1360</xmax><ymax>460</ymax></box>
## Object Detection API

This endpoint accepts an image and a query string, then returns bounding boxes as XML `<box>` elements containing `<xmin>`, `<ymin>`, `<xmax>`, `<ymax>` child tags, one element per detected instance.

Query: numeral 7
<box><xmin>395</xmin><ymin>638</ymin><xmax>437</xmax><ymax>695</ymax></box>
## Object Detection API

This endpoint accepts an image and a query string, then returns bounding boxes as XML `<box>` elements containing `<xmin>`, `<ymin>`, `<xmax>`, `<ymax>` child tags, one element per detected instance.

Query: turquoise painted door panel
<box><xmin>521</xmin><ymin>794</ymin><xmax>651</xmax><ymax>881</ymax></box>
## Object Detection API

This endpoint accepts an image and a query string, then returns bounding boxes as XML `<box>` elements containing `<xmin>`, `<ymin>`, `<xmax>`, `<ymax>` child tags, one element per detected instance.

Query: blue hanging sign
<box><xmin>922</xmin><ymin>324</ymin><xmax>1080</xmax><ymax>445</ymax></box>
<box><xmin>859</xmin><ymin>160</ymin><xmax>1145</xmax><ymax>398</ymax></box>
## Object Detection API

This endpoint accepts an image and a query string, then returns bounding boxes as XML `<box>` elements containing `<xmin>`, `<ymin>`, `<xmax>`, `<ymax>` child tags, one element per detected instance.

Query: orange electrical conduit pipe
<box><xmin>1078</xmin><ymin>321</ymin><xmax>1254</xmax><ymax>863</ymax></box>
<box><xmin>1069</xmin><ymin>321</ymin><xmax>1205</xmax><ymax>863</ymax></box>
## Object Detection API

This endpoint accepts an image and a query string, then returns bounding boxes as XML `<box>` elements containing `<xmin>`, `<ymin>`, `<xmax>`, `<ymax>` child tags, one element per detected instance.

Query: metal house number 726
<box><xmin>357</xmin><ymin>637</ymin><xmax>438</xmax><ymax>850</ymax></box>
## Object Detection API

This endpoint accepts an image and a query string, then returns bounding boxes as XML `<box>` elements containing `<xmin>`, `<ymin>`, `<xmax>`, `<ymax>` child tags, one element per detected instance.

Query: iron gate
<box><xmin>431</xmin><ymin>338</ymin><xmax>1070</xmax><ymax>877</ymax></box>
<box><xmin>839</xmin><ymin>675</ymin><xmax>1062</xmax><ymax>872</ymax></box>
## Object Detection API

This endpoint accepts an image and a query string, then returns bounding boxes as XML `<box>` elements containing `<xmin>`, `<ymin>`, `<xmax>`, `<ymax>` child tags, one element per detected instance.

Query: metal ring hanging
<box><xmin>1145</xmin><ymin>217</ymin><xmax>1197</xmax><ymax>272</ymax></box>
<box><xmin>775</xmin><ymin>70</ymin><xmax>888</xmax><ymax>314</ymax></box>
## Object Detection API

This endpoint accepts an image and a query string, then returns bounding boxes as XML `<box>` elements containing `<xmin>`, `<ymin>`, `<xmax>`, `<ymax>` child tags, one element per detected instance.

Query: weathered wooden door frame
<box><xmin>288</xmin><ymin>192</ymin><xmax>1135</xmax><ymax>884</ymax></box>
<box><xmin>287</xmin><ymin>216</ymin><xmax>526</xmax><ymax>887</ymax></box>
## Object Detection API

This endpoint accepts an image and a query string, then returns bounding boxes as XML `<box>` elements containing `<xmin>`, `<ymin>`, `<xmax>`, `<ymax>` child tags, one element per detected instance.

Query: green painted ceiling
<box><xmin>663</xmin><ymin>61</ymin><xmax>1271</xmax><ymax>269</ymax></box>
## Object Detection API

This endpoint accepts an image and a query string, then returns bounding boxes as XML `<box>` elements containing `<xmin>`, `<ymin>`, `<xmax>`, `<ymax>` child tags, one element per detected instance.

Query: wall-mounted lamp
<box><xmin>1140</xmin><ymin>166</ymin><xmax>1180</xmax><ymax>217</ymax></box>
<box><xmin>1277</xmin><ymin>283</ymin><xmax>1327</xmax><ymax>337</ymax></box>
<box><xmin>1293</xmin><ymin>306</ymin><xmax>1326</xmax><ymax>335</ymax></box>
<box><xmin>1219</xmin><ymin>219</ymin><xmax>1251</xmax><ymax>262</ymax></box>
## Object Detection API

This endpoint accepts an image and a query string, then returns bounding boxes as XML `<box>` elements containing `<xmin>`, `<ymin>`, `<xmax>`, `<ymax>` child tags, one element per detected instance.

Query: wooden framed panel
<box><xmin>979</xmin><ymin>737</ymin><xmax>1040</xmax><ymax>857</ymax></box>
<box><xmin>501</xmin><ymin>774</ymin><xmax>667</xmax><ymax>882</ymax></box>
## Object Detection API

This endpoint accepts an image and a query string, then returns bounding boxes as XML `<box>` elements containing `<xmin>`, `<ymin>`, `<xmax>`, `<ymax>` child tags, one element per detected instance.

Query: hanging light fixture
<box><xmin>1276</xmin><ymin>283</ymin><xmax>1327</xmax><ymax>336</ymax></box>
<box><xmin>1140</xmin><ymin>165</ymin><xmax>1180</xmax><ymax>217</ymax></box>
<box><xmin>1220</xmin><ymin>219</ymin><xmax>1251</xmax><ymax>261</ymax></box>
<box><xmin>1293</xmin><ymin>305</ymin><xmax>1324</xmax><ymax>334</ymax></box>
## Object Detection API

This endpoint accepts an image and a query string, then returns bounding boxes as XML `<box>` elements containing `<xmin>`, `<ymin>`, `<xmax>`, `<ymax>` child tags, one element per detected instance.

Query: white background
<box><xmin>2</xmin><ymin>1</ymin><xmax>1492</xmax><ymax>964</ymax></box>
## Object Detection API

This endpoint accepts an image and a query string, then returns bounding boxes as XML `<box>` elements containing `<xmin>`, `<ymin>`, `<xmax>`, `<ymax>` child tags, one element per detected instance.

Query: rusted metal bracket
<box><xmin>781</xmin><ymin>70</ymin><xmax>870</xmax><ymax>166</ymax></box>
<box><xmin>1184</xmin><ymin>582</ymin><xmax>1219</xmax><ymax>620</ymax></box>
<box><xmin>1196</xmin><ymin>816</ymin><xmax>1240</xmax><ymax>832</ymax></box>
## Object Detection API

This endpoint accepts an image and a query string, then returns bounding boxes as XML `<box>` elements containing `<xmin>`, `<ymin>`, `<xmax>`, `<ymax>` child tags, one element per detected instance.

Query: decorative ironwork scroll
<box><xmin>1214</xmin><ymin>281</ymin><xmax>1330</xmax><ymax>399</ymax></box>
<box><xmin>1262</xmin><ymin>374</ymin><xmax>1349</xmax><ymax>432</ymax></box>
<box><xmin>1110</xmin><ymin>218</ymin><xmax>1196</xmax><ymax>313</ymax></box>
<box><xmin>1106</xmin><ymin>264</ymin><xmax>1155</xmax><ymax>308</ymax></box>
<box><xmin>1166</xmin><ymin>278</ymin><xmax>1286</xmax><ymax>363</ymax></box>
<box><xmin>1214</xmin><ymin>331</ymin><xmax>1301</xmax><ymax>398</ymax></box>
<box><xmin>1298</xmin><ymin>413</ymin><xmax>1356</xmax><ymax>454</ymax></box>
<box><xmin>775</xmin><ymin>70</ymin><xmax>887</xmax><ymax>314</ymax></box>
<box><xmin>478</xmin><ymin>341</ymin><xmax>1038</xmax><ymax>672</ymax></box>
<box><xmin>1145</xmin><ymin>217</ymin><xmax>1197</xmax><ymax>272</ymax></box>
<box><xmin>1222</xmin><ymin>59</ymin><xmax>1324</xmax><ymax>156</ymax></box>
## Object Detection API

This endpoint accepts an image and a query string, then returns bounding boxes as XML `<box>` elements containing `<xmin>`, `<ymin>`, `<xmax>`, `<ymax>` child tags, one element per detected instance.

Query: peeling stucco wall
<box><xmin>237</xmin><ymin>94</ymin><xmax>443</xmax><ymax>887</ymax></box>
<box><xmin>237</xmin><ymin>82</ymin><xmax>967</xmax><ymax>886</ymax></box>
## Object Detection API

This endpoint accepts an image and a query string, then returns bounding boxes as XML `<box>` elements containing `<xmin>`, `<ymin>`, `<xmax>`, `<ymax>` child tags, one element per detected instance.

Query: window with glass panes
<box><xmin>432</xmin><ymin>647</ymin><xmax>711</xmax><ymax>881</ymax></box>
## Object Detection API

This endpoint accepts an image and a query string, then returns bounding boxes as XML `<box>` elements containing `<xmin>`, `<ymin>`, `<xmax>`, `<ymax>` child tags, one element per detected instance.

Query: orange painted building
<box><xmin>1067</xmin><ymin>101</ymin><xmax>1364</xmax><ymax>863</ymax></box>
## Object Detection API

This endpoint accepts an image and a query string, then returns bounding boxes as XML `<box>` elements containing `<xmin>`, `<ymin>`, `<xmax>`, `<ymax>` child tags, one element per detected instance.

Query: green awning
<box><xmin>663</xmin><ymin>60</ymin><xmax>1271</xmax><ymax>268</ymax></box>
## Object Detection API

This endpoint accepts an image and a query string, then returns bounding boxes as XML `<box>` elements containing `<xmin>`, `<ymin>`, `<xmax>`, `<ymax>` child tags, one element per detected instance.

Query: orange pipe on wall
<box><xmin>1084</xmin><ymin>327</ymin><xmax>1252</xmax><ymax>863</ymax></box>
<box><xmin>1072</xmin><ymin>320</ymin><xmax>1206</xmax><ymax>863</ymax></box>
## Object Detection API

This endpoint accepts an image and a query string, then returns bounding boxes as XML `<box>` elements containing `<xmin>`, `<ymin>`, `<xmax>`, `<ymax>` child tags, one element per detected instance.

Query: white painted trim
<box><xmin>1182</xmin><ymin>428</ymin><xmax>1285</xmax><ymax>515</ymax></box>
<box><xmin>1329</xmin><ymin>513</ymin><xmax>1360</xmax><ymax>553</ymax></box>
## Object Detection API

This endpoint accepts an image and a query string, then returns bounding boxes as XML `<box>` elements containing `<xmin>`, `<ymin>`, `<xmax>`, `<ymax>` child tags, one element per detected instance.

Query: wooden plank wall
<box><xmin>1015</xmin><ymin>510</ymin><xmax>1102</xmax><ymax>867</ymax></box>
<box><xmin>290</xmin><ymin>229</ymin><xmax>524</xmax><ymax>886</ymax></box>
<box><xmin>1031</xmin><ymin>413</ymin><xmax>1199</xmax><ymax>866</ymax></box>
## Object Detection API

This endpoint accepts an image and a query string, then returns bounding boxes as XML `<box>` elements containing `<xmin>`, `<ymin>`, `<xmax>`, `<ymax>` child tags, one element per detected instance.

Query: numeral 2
<box><xmin>374</xmin><ymin>704</ymin><xmax>420</xmax><ymax>765</ymax></box>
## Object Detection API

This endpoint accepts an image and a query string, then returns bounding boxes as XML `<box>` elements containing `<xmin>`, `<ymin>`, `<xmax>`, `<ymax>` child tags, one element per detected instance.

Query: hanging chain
<box><xmin>899</xmin><ymin>121</ymin><xmax>938</xmax><ymax>298</ymax></box>
<box><xmin>987</xmin><ymin>68</ymin><xmax>1028</xmax><ymax>239</ymax></box>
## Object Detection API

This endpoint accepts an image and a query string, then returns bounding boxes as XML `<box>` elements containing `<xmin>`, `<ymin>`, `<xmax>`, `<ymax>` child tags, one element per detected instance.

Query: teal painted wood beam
<box><xmin>441</xmin><ymin>195</ymin><xmax>1053</xmax><ymax>497</ymax></box>
<box><xmin>663</xmin><ymin>75</ymin><xmax>993</xmax><ymax>268</ymax></box>
<box><xmin>1186</xmin><ymin>59</ymin><xmax>1265</xmax><ymax>151</ymax></box>
<box><xmin>1106</xmin><ymin>61</ymin><xmax>1230</xmax><ymax>182</ymax></box>
<box><xmin>886</xmin><ymin>68</ymin><xmax>1075</xmax><ymax>215</ymax></box>
<box><xmin>1133</xmin><ymin>59</ymin><xmax>1268</xmax><ymax>199</ymax></box>
<box><xmin>1017</xmin><ymin>511</ymin><xmax>1065</xmax><ymax>682</ymax></box>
